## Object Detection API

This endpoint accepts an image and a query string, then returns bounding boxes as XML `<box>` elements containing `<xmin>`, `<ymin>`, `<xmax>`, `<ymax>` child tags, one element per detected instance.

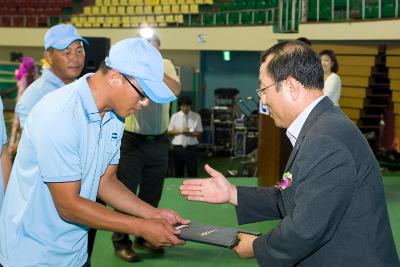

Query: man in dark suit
<box><xmin>180</xmin><ymin>40</ymin><xmax>400</xmax><ymax>266</ymax></box>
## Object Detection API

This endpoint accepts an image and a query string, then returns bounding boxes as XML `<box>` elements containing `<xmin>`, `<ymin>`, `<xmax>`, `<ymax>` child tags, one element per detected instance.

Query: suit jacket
<box><xmin>236</xmin><ymin>97</ymin><xmax>399</xmax><ymax>266</ymax></box>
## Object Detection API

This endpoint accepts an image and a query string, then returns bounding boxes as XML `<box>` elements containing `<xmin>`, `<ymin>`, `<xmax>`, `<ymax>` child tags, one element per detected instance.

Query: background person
<box><xmin>0</xmin><ymin>38</ymin><xmax>188</xmax><ymax>267</ymax></box>
<box><xmin>111</xmin><ymin>33</ymin><xmax>182</xmax><ymax>261</ymax></box>
<box><xmin>15</xmin><ymin>23</ymin><xmax>87</xmax><ymax>128</ymax></box>
<box><xmin>180</xmin><ymin>40</ymin><xmax>399</xmax><ymax>266</ymax></box>
<box><xmin>320</xmin><ymin>49</ymin><xmax>341</xmax><ymax>107</ymax></box>
<box><xmin>168</xmin><ymin>95</ymin><xmax>203</xmax><ymax>177</ymax></box>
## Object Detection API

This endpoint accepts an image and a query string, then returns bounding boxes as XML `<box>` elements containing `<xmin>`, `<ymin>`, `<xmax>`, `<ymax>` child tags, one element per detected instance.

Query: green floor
<box><xmin>90</xmin><ymin>175</ymin><xmax>400</xmax><ymax>267</ymax></box>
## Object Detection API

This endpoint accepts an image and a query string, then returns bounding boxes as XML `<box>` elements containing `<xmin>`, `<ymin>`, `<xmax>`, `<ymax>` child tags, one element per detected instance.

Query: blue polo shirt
<box><xmin>0</xmin><ymin>97</ymin><xmax>8</xmax><ymax>209</ymax></box>
<box><xmin>15</xmin><ymin>68</ymin><xmax>64</xmax><ymax>128</ymax></box>
<box><xmin>0</xmin><ymin>74</ymin><xmax>124</xmax><ymax>267</ymax></box>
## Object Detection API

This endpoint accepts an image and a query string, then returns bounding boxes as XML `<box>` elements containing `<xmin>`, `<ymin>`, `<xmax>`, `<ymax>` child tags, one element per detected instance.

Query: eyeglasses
<box><xmin>121</xmin><ymin>73</ymin><xmax>148</xmax><ymax>101</ymax></box>
<box><xmin>256</xmin><ymin>81</ymin><xmax>281</xmax><ymax>98</ymax></box>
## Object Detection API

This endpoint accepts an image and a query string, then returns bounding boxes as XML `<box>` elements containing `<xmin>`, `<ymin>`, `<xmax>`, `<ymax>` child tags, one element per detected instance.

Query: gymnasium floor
<box><xmin>90</xmin><ymin>174</ymin><xmax>400</xmax><ymax>267</ymax></box>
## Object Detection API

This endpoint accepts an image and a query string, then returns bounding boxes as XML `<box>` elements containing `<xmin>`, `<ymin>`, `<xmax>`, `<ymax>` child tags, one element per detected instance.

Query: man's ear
<box><xmin>43</xmin><ymin>50</ymin><xmax>52</xmax><ymax>65</ymax></box>
<box><xmin>107</xmin><ymin>69</ymin><xmax>123</xmax><ymax>88</ymax></box>
<box><xmin>286</xmin><ymin>76</ymin><xmax>300</xmax><ymax>101</ymax></box>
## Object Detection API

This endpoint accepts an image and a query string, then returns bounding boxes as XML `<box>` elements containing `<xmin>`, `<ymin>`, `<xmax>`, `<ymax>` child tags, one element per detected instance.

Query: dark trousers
<box><xmin>112</xmin><ymin>131</ymin><xmax>169</xmax><ymax>250</ymax></box>
<box><xmin>172</xmin><ymin>145</ymin><xmax>198</xmax><ymax>177</ymax></box>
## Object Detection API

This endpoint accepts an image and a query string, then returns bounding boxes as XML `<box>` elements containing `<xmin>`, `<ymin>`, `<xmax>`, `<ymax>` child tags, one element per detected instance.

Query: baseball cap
<box><xmin>44</xmin><ymin>24</ymin><xmax>88</xmax><ymax>50</ymax></box>
<box><xmin>104</xmin><ymin>37</ymin><xmax>176</xmax><ymax>104</ymax></box>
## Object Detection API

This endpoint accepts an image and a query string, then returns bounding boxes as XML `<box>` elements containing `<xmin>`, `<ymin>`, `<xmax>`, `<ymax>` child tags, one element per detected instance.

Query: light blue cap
<box><xmin>44</xmin><ymin>24</ymin><xmax>88</xmax><ymax>50</ymax></box>
<box><xmin>105</xmin><ymin>38</ymin><xmax>176</xmax><ymax>104</ymax></box>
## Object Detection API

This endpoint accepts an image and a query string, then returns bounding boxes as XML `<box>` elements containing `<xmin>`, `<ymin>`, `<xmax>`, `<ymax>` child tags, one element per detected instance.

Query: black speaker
<box><xmin>80</xmin><ymin>37</ymin><xmax>111</xmax><ymax>75</ymax></box>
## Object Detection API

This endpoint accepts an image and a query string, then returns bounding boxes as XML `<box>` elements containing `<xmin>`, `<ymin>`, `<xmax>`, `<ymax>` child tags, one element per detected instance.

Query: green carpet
<box><xmin>91</xmin><ymin>176</ymin><xmax>400</xmax><ymax>266</ymax></box>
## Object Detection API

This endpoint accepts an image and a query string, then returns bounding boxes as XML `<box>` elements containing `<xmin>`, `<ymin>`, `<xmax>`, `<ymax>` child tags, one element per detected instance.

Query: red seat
<box><xmin>26</xmin><ymin>16</ymin><xmax>38</xmax><ymax>27</ymax></box>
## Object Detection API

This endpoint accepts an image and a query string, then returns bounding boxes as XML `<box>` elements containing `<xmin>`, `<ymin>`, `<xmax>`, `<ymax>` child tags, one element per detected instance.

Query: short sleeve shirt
<box><xmin>0</xmin><ymin>97</ymin><xmax>8</xmax><ymax>209</ymax></box>
<box><xmin>169</xmin><ymin>110</ymin><xmax>203</xmax><ymax>146</ymax></box>
<box><xmin>0</xmin><ymin>74</ymin><xmax>124</xmax><ymax>267</ymax></box>
<box><xmin>15</xmin><ymin>68</ymin><xmax>64</xmax><ymax>128</ymax></box>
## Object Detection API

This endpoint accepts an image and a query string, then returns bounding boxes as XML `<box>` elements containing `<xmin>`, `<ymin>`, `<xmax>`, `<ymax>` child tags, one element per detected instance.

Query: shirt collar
<box><xmin>43</xmin><ymin>68</ymin><xmax>65</xmax><ymax>88</ymax></box>
<box><xmin>286</xmin><ymin>95</ymin><xmax>325</xmax><ymax>147</ymax></box>
<box><xmin>77</xmin><ymin>73</ymin><xmax>115</xmax><ymax>124</ymax></box>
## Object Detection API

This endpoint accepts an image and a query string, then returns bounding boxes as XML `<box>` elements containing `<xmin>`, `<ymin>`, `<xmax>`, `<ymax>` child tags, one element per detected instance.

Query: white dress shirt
<box><xmin>169</xmin><ymin>110</ymin><xmax>203</xmax><ymax>147</ymax></box>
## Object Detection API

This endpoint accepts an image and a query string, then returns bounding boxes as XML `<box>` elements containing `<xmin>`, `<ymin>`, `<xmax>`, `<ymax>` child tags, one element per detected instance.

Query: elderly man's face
<box><xmin>45</xmin><ymin>40</ymin><xmax>85</xmax><ymax>84</ymax></box>
<box><xmin>259</xmin><ymin>60</ymin><xmax>294</xmax><ymax>129</ymax></box>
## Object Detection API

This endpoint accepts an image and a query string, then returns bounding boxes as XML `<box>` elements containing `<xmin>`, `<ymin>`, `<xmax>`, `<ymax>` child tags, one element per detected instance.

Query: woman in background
<box><xmin>320</xmin><ymin>49</ymin><xmax>341</xmax><ymax>106</ymax></box>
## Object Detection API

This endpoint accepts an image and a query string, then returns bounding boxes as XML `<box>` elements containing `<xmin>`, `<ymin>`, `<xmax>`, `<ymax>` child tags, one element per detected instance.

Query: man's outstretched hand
<box><xmin>179</xmin><ymin>164</ymin><xmax>238</xmax><ymax>205</ymax></box>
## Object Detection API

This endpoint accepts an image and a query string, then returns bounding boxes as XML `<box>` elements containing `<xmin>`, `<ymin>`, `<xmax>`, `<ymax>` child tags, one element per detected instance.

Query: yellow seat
<box><xmin>195</xmin><ymin>0</ymin><xmax>203</xmax><ymax>3</ymax></box>
<box><xmin>146</xmin><ymin>15</ymin><xmax>155</xmax><ymax>23</ymax></box>
<box><xmin>171</xmin><ymin>4</ymin><xmax>179</xmax><ymax>13</ymax></box>
<box><xmin>175</xmin><ymin>14</ymin><xmax>184</xmax><ymax>23</ymax></box>
<box><xmin>180</xmin><ymin>4</ymin><xmax>189</xmax><ymax>13</ymax></box>
<box><xmin>83</xmin><ymin>6</ymin><xmax>92</xmax><ymax>15</ymax></box>
<box><xmin>100</xmin><ymin>6</ymin><xmax>108</xmax><ymax>15</ymax></box>
<box><xmin>154</xmin><ymin>5</ymin><xmax>162</xmax><ymax>14</ymax></box>
<box><xmin>144</xmin><ymin>6</ymin><xmax>152</xmax><ymax>14</ymax></box>
<box><xmin>70</xmin><ymin>16</ymin><xmax>79</xmax><ymax>25</ymax></box>
<box><xmin>127</xmin><ymin>6</ymin><xmax>135</xmax><ymax>14</ymax></box>
<box><xmin>92</xmin><ymin>6</ymin><xmax>100</xmax><ymax>15</ymax></box>
<box><xmin>156</xmin><ymin>15</ymin><xmax>164</xmax><ymax>22</ymax></box>
<box><xmin>189</xmin><ymin>4</ymin><xmax>198</xmax><ymax>13</ymax></box>
<box><xmin>120</xmin><ymin>0</ymin><xmax>128</xmax><ymax>5</ymax></box>
<box><xmin>152</xmin><ymin>0</ymin><xmax>160</xmax><ymax>5</ymax></box>
<box><xmin>168</xmin><ymin>0</ymin><xmax>177</xmax><ymax>4</ymax></box>
<box><xmin>128</xmin><ymin>0</ymin><xmax>135</xmax><ymax>4</ymax></box>
<box><xmin>177</xmin><ymin>0</ymin><xmax>185</xmax><ymax>3</ymax></box>
<box><xmin>161</xmin><ymin>0</ymin><xmax>168</xmax><ymax>4</ymax></box>
<box><xmin>111</xmin><ymin>0</ymin><xmax>119</xmax><ymax>5</ymax></box>
<box><xmin>117</xmin><ymin>6</ymin><xmax>126</xmax><ymax>14</ymax></box>
<box><xmin>96</xmin><ymin>16</ymin><xmax>105</xmax><ymax>24</ymax></box>
<box><xmin>95</xmin><ymin>0</ymin><xmax>103</xmax><ymax>5</ymax></box>
<box><xmin>103</xmin><ymin>0</ymin><xmax>111</xmax><ymax>5</ymax></box>
<box><xmin>162</xmin><ymin>5</ymin><xmax>171</xmax><ymax>13</ymax></box>
<box><xmin>87</xmin><ymin>16</ymin><xmax>96</xmax><ymax>24</ymax></box>
<box><xmin>204</xmin><ymin>0</ymin><xmax>213</xmax><ymax>3</ymax></box>
<box><xmin>135</xmin><ymin>6</ymin><xmax>144</xmax><ymax>14</ymax></box>
<box><xmin>136</xmin><ymin>0</ymin><xmax>144</xmax><ymax>4</ymax></box>
<box><xmin>109</xmin><ymin>6</ymin><xmax>117</xmax><ymax>15</ymax></box>
<box><xmin>131</xmin><ymin>16</ymin><xmax>140</xmax><ymax>27</ymax></box>
<box><xmin>122</xmin><ymin>16</ymin><xmax>130</xmax><ymax>27</ymax></box>
<box><xmin>186</xmin><ymin>0</ymin><xmax>194</xmax><ymax>3</ymax></box>
<box><xmin>111</xmin><ymin>16</ymin><xmax>121</xmax><ymax>27</ymax></box>
<box><xmin>158</xmin><ymin>22</ymin><xmax>167</xmax><ymax>26</ymax></box>
<box><xmin>144</xmin><ymin>0</ymin><xmax>152</xmax><ymax>5</ymax></box>
<box><xmin>165</xmin><ymin>14</ymin><xmax>174</xmax><ymax>22</ymax></box>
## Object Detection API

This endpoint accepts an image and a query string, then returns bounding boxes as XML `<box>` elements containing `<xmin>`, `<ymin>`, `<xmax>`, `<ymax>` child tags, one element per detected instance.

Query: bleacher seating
<box><xmin>314</xmin><ymin>44</ymin><xmax>390</xmax><ymax>150</ymax></box>
<box><xmin>0</xmin><ymin>0</ymin><xmax>73</xmax><ymax>27</ymax></box>
<box><xmin>387</xmin><ymin>47</ymin><xmax>400</xmax><ymax>143</ymax></box>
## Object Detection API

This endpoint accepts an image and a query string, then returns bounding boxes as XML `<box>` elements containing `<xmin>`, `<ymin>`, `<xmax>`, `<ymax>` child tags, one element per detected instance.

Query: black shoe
<box><xmin>114</xmin><ymin>248</ymin><xmax>141</xmax><ymax>262</ymax></box>
<box><xmin>134</xmin><ymin>239</ymin><xmax>165</xmax><ymax>255</ymax></box>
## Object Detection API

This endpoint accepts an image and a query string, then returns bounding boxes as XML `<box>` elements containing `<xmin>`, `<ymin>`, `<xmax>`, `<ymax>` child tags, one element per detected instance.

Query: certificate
<box><xmin>177</xmin><ymin>222</ymin><xmax>261</xmax><ymax>248</ymax></box>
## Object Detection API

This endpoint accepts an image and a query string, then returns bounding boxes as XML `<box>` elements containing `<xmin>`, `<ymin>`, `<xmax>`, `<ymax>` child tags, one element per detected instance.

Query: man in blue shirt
<box><xmin>15</xmin><ymin>23</ymin><xmax>87</xmax><ymax>128</ymax></box>
<box><xmin>0</xmin><ymin>38</ymin><xmax>187</xmax><ymax>267</ymax></box>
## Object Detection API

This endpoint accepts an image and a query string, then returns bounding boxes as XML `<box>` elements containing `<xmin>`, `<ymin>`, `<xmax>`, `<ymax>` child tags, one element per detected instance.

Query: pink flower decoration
<box><xmin>15</xmin><ymin>56</ymin><xmax>38</xmax><ymax>84</ymax></box>
<box><xmin>274</xmin><ymin>172</ymin><xmax>293</xmax><ymax>190</ymax></box>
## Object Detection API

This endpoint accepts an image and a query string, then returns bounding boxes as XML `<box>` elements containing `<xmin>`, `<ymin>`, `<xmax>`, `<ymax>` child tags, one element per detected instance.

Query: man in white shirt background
<box><xmin>168</xmin><ymin>96</ymin><xmax>203</xmax><ymax>177</ymax></box>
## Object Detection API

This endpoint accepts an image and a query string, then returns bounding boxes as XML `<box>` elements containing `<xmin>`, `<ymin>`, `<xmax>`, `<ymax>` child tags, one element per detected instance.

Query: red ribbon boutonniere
<box><xmin>274</xmin><ymin>172</ymin><xmax>293</xmax><ymax>190</ymax></box>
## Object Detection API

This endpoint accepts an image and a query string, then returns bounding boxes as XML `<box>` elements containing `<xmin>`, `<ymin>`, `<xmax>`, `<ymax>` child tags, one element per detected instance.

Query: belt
<box><xmin>125</xmin><ymin>130</ymin><xmax>166</xmax><ymax>141</ymax></box>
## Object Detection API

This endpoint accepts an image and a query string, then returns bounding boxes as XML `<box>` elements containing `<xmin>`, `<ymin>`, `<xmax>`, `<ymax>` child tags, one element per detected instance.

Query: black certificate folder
<box><xmin>178</xmin><ymin>222</ymin><xmax>261</xmax><ymax>248</ymax></box>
